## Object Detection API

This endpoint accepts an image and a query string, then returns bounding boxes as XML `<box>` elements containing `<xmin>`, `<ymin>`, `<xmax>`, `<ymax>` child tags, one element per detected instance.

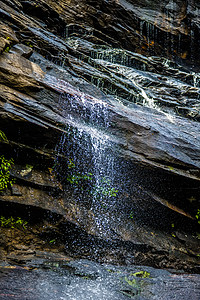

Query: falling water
<box><xmin>53</xmin><ymin>24</ymin><xmax>200</xmax><ymax>241</ymax></box>
<box><xmin>52</xmin><ymin>83</ymin><xmax>121</xmax><ymax>238</ymax></box>
<box><xmin>193</xmin><ymin>73</ymin><xmax>200</xmax><ymax>88</ymax></box>
<box><xmin>64</xmin><ymin>11</ymin><xmax>200</xmax><ymax>125</ymax></box>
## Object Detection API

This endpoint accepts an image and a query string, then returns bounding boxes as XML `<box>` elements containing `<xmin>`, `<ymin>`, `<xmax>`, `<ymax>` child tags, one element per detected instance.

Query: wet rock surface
<box><xmin>0</xmin><ymin>201</ymin><xmax>199</xmax><ymax>274</ymax></box>
<box><xmin>0</xmin><ymin>0</ymin><xmax>200</xmax><ymax>275</ymax></box>
<box><xmin>0</xmin><ymin>259</ymin><xmax>200</xmax><ymax>300</ymax></box>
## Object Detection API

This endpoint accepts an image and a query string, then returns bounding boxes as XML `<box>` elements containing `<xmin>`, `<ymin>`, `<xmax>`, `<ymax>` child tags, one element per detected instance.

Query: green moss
<box><xmin>130</xmin><ymin>271</ymin><xmax>151</xmax><ymax>278</ymax></box>
<box><xmin>0</xmin><ymin>155</ymin><xmax>15</xmax><ymax>191</ymax></box>
<box><xmin>196</xmin><ymin>209</ymin><xmax>200</xmax><ymax>224</ymax></box>
<box><xmin>0</xmin><ymin>216</ymin><xmax>28</xmax><ymax>230</ymax></box>
<box><xmin>4</xmin><ymin>46</ymin><xmax>10</xmax><ymax>53</ymax></box>
<box><xmin>0</xmin><ymin>130</ymin><xmax>15</xmax><ymax>191</ymax></box>
<box><xmin>122</xmin><ymin>271</ymin><xmax>151</xmax><ymax>297</ymax></box>
<box><xmin>129</xmin><ymin>211</ymin><xmax>134</xmax><ymax>219</ymax></box>
<box><xmin>92</xmin><ymin>177</ymin><xmax>118</xmax><ymax>199</ymax></box>
<box><xmin>0</xmin><ymin>130</ymin><xmax>8</xmax><ymax>142</ymax></box>
<box><xmin>25</xmin><ymin>41</ymin><xmax>33</xmax><ymax>48</ymax></box>
<box><xmin>49</xmin><ymin>239</ymin><xmax>56</xmax><ymax>244</ymax></box>
<box><xmin>124</xmin><ymin>277</ymin><xmax>137</xmax><ymax>287</ymax></box>
<box><xmin>167</xmin><ymin>166</ymin><xmax>174</xmax><ymax>171</ymax></box>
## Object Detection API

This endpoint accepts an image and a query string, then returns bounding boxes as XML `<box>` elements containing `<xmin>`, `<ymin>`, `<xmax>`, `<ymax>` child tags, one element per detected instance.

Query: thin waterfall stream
<box><xmin>66</xmin><ymin>34</ymin><xmax>200</xmax><ymax>122</ymax></box>
<box><xmin>54</xmin><ymin>89</ymin><xmax>118</xmax><ymax>238</ymax></box>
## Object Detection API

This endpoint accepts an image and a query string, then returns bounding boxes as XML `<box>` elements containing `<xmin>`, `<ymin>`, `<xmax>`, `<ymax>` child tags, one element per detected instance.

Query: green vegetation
<box><xmin>67</xmin><ymin>158</ymin><xmax>75</xmax><ymax>169</ymax></box>
<box><xmin>49</xmin><ymin>239</ymin><xmax>56</xmax><ymax>244</ymax></box>
<box><xmin>67</xmin><ymin>173</ymin><xmax>93</xmax><ymax>185</ymax></box>
<box><xmin>167</xmin><ymin>166</ymin><xmax>174</xmax><ymax>171</ymax></box>
<box><xmin>92</xmin><ymin>177</ymin><xmax>118</xmax><ymax>199</ymax></box>
<box><xmin>25</xmin><ymin>41</ymin><xmax>33</xmax><ymax>48</ymax></box>
<box><xmin>130</xmin><ymin>271</ymin><xmax>150</xmax><ymax>278</ymax></box>
<box><xmin>65</xmin><ymin>159</ymin><xmax>93</xmax><ymax>185</ymax></box>
<box><xmin>25</xmin><ymin>164</ymin><xmax>33</xmax><ymax>170</ymax></box>
<box><xmin>106</xmin><ymin>269</ymin><xmax>121</xmax><ymax>274</ymax></box>
<box><xmin>4</xmin><ymin>46</ymin><xmax>10</xmax><ymax>53</ymax></box>
<box><xmin>56</xmin><ymin>158</ymin><xmax>119</xmax><ymax>200</ymax></box>
<box><xmin>122</xmin><ymin>271</ymin><xmax>151</xmax><ymax>297</ymax></box>
<box><xmin>0</xmin><ymin>130</ymin><xmax>15</xmax><ymax>191</ymax></box>
<box><xmin>82</xmin><ymin>276</ymin><xmax>90</xmax><ymax>280</ymax></box>
<box><xmin>124</xmin><ymin>276</ymin><xmax>137</xmax><ymax>287</ymax></box>
<box><xmin>0</xmin><ymin>216</ymin><xmax>28</xmax><ymax>230</ymax></box>
<box><xmin>129</xmin><ymin>211</ymin><xmax>134</xmax><ymax>219</ymax></box>
<box><xmin>0</xmin><ymin>156</ymin><xmax>15</xmax><ymax>191</ymax></box>
<box><xmin>170</xmin><ymin>223</ymin><xmax>176</xmax><ymax>238</ymax></box>
<box><xmin>0</xmin><ymin>130</ymin><xmax>8</xmax><ymax>142</ymax></box>
<box><xmin>196</xmin><ymin>233</ymin><xmax>200</xmax><ymax>239</ymax></box>
<box><xmin>196</xmin><ymin>209</ymin><xmax>200</xmax><ymax>224</ymax></box>
<box><xmin>124</xmin><ymin>271</ymin><xmax>150</xmax><ymax>286</ymax></box>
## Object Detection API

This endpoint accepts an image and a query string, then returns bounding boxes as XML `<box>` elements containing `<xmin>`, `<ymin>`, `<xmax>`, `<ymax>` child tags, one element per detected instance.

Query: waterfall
<box><xmin>46</xmin><ymin>19</ymin><xmax>200</xmax><ymax>240</ymax></box>
<box><xmin>65</xmin><ymin>33</ymin><xmax>200</xmax><ymax>123</ymax></box>
<box><xmin>52</xmin><ymin>84</ymin><xmax>120</xmax><ymax>238</ymax></box>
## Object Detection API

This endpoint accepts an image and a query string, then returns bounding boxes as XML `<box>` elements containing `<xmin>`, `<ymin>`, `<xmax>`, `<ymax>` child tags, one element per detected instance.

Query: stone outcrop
<box><xmin>0</xmin><ymin>0</ymin><xmax>200</xmax><ymax>268</ymax></box>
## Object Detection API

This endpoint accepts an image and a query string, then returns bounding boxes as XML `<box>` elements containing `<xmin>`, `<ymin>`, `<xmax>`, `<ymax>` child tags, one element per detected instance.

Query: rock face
<box><xmin>0</xmin><ymin>258</ymin><xmax>200</xmax><ymax>300</ymax></box>
<box><xmin>0</xmin><ymin>0</ymin><xmax>200</xmax><ymax>268</ymax></box>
